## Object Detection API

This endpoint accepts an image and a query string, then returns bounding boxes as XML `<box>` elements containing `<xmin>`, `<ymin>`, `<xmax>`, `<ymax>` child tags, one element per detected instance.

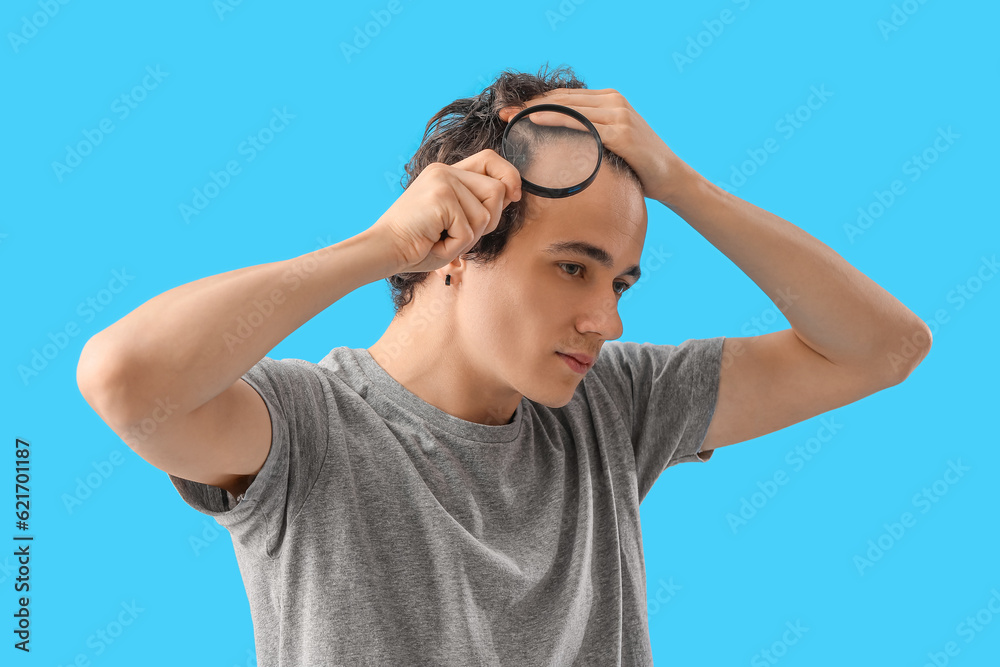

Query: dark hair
<box><xmin>386</xmin><ymin>62</ymin><xmax>641</xmax><ymax>316</ymax></box>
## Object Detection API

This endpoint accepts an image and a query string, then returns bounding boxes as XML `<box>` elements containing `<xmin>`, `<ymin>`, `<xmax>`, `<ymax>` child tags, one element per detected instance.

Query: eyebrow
<box><xmin>543</xmin><ymin>241</ymin><xmax>642</xmax><ymax>281</ymax></box>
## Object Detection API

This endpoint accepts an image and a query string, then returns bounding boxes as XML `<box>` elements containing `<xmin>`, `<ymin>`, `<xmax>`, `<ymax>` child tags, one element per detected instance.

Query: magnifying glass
<box><xmin>501</xmin><ymin>103</ymin><xmax>603</xmax><ymax>199</ymax></box>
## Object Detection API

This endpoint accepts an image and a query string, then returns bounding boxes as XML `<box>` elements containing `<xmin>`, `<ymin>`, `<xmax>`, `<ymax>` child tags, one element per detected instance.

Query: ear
<box><xmin>433</xmin><ymin>255</ymin><xmax>468</xmax><ymax>285</ymax></box>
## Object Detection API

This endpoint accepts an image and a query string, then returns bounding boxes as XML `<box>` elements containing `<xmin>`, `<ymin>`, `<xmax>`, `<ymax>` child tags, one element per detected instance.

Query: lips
<box><xmin>558</xmin><ymin>351</ymin><xmax>595</xmax><ymax>368</ymax></box>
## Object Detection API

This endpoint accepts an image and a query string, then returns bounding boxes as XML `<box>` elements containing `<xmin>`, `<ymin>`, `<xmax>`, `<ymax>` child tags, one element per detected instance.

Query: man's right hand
<box><xmin>369</xmin><ymin>149</ymin><xmax>522</xmax><ymax>275</ymax></box>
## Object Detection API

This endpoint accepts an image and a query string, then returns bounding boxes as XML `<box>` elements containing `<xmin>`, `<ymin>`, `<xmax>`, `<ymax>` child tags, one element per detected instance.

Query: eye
<box><xmin>558</xmin><ymin>262</ymin><xmax>583</xmax><ymax>277</ymax></box>
<box><xmin>558</xmin><ymin>263</ymin><xmax>631</xmax><ymax>297</ymax></box>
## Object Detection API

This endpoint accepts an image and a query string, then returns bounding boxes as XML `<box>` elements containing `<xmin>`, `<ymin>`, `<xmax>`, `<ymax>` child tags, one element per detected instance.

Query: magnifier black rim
<box><xmin>501</xmin><ymin>102</ymin><xmax>604</xmax><ymax>199</ymax></box>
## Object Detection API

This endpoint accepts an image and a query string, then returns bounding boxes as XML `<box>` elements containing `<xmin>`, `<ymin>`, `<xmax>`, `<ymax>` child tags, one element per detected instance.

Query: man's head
<box><xmin>380</xmin><ymin>64</ymin><xmax>647</xmax><ymax>410</ymax></box>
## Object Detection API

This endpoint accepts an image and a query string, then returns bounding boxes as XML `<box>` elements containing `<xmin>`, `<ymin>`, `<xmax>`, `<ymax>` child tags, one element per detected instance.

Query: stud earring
<box><xmin>445</xmin><ymin>274</ymin><xmax>451</xmax><ymax>286</ymax></box>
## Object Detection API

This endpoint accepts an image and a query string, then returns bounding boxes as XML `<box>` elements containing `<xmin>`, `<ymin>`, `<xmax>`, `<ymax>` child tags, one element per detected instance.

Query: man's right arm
<box><xmin>76</xmin><ymin>229</ymin><xmax>399</xmax><ymax>498</ymax></box>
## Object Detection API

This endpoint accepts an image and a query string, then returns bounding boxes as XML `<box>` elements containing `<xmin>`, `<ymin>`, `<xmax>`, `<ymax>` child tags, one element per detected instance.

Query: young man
<box><xmin>76</xmin><ymin>65</ymin><xmax>930</xmax><ymax>665</ymax></box>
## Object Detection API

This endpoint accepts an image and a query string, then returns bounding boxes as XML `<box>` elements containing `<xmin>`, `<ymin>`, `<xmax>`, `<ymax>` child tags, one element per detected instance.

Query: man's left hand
<box><xmin>499</xmin><ymin>88</ymin><xmax>687</xmax><ymax>204</ymax></box>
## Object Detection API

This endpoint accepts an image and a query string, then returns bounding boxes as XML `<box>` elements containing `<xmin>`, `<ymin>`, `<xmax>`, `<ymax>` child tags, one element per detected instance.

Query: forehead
<box><xmin>519</xmin><ymin>166</ymin><xmax>647</xmax><ymax>251</ymax></box>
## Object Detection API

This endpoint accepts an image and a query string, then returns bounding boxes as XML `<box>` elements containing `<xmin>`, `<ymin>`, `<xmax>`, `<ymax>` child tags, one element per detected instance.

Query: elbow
<box><xmin>882</xmin><ymin>320</ymin><xmax>933</xmax><ymax>386</ymax></box>
<box><xmin>76</xmin><ymin>336</ymin><xmax>136</xmax><ymax>429</ymax></box>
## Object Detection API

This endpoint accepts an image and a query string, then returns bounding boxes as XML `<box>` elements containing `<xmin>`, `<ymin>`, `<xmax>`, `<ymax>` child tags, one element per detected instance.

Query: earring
<box><xmin>445</xmin><ymin>274</ymin><xmax>451</xmax><ymax>286</ymax></box>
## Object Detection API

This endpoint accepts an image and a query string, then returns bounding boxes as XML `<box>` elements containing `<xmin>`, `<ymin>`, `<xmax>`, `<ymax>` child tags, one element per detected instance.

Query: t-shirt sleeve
<box><xmin>166</xmin><ymin>356</ymin><xmax>332</xmax><ymax>557</ymax></box>
<box><xmin>591</xmin><ymin>337</ymin><xmax>725</xmax><ymax>501</ymax></box>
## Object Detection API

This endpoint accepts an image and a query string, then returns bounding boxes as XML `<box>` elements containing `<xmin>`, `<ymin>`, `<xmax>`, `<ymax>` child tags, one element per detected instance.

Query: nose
<box><xmin>575</xmin><ymin>289</ymin><xmax>624</xmax><ymax>340</ymax></box>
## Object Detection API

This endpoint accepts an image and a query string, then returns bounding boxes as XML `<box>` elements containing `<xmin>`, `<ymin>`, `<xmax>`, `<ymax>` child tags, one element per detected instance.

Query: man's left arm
<box><xmin>657</xmin><ymin>160</ymin><xmax>931</xmax><ymax>452</ymax></box>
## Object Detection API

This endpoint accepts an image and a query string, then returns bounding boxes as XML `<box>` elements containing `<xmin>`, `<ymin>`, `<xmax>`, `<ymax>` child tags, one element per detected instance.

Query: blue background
<box><xmin>3</xmin><ymin>0</ymin><xmax>997</xmax><ymax>665</ymax></box>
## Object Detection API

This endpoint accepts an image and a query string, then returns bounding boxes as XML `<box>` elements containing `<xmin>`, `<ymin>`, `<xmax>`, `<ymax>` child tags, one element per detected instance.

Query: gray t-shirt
<box><xmin>168</xmin><ymin>336</ymin><xmax>724</xmax><ymax>666</ymax></box>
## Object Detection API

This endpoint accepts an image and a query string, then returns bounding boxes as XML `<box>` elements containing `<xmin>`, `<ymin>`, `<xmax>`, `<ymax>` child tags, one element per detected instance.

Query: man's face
<box><xmin>456</xmin><ymin>165</ymin><xmax>647</xmax><ymax>408</ymax></box>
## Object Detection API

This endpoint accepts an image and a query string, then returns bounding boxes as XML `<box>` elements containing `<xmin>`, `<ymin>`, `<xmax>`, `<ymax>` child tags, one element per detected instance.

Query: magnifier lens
<box><xmin>501</xmin><ymin>104</ymin><xmax>603</xmax><ymax>198</ymax></box>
